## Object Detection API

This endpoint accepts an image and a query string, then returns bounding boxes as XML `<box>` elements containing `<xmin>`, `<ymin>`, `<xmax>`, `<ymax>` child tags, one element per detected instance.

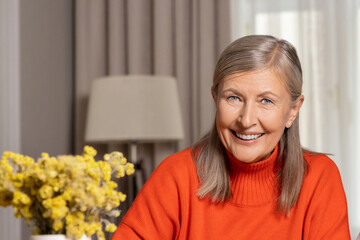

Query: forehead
<box><xmin>219</xmin><ymin>69</ymin><xmax>287</xmax><ymax>92</ymax></box>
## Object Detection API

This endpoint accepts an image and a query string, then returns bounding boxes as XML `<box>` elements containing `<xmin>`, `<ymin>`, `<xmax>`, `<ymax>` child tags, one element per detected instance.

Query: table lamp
<box><xmin>85</xmin><ymin>75</ymin><xmax>184</xmax><ymax>199</ymax></box>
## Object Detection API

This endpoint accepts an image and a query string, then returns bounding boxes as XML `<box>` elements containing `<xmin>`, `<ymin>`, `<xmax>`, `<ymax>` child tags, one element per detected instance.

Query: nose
<box><xmin>238</xmin><ymin>102</ymin><xmax>257</xmax><ymax>128</ymax></box>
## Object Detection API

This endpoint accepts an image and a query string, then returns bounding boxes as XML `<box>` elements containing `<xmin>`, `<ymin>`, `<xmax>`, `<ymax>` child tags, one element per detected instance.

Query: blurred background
<box><xmin>0</xmin><ymin>0</ymin><xmax>359</xmax><ymax>239</ymax></box>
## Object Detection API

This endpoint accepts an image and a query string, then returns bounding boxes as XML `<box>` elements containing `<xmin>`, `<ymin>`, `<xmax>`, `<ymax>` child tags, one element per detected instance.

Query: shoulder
<box><xmin>302</xmin><ymin>151</ymin><xmax>345</xmax><ymax>196</ymax></box>
<box><xmin>118</xmin><ymin>148</ymin><xmax>197</xmax><ymax>239</ymax></box>
<box><xmin>303</xmin><ymin>152</ymin><xmax>341</xmax><ymax>178</ymax></box>
<box><xmin>155</xmin><ymin>147</ymin><xmax>196</xmax><ymax>174</ymax></box>
<box><xmin>142</xmin><ymin>147</ymin><xmax>198</xmax><ymax>189</ymax></box>
<box><xmin>300</xmin><ymin>152</ymin><xmax>350</xmax><ymax>239</ymax></box>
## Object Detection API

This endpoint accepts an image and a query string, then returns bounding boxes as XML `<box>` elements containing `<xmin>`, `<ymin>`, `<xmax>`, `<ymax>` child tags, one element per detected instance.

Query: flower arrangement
<box><xmin>0</xmin><ymin>146</ymin><xmax>135</xmax><ymax>240</ymax></box>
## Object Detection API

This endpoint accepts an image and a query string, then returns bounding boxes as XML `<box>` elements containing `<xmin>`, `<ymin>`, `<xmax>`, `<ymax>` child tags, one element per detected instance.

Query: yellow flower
<box><xmin>23</xmin><ymin>156</ymin><xmax>35</xmax><ymax>166</ymax></box>
<box><xmin>103</xmin><ymin>154</ymin><xmax>110</xmax><ymax>161</ymax></box>
<box><xmin>52</xmin><ymin>206</ymin><xmax>68</xmax><ymax>219</ymax></box>
<box><xmin>0</xmin><ymin>146</ymin><xmax>133</xmax><ymax>239</ymax></box>
<box><xmin>125</xmin><ymin>163</ymin><xmax>135</xmax><ymax>175</ymax></box>
<box><xmin>84</xmin><ymin>145</ymin><xmax>97</xmax><ymax>157</ymax></box>
<box><xmin>0</xmin><ymin>159</ymin><xmax>13</xmax><ymax>172</ymax></box>
<box><xmin>14</xmin><ymin>210</ymin><xmax>23</xmax><ymax>218</ymax></box>
<box><xmin>15</xmin><ymin>173</ymin><xmax>24</xmax><ymax>180</ymax></box>
<box><xmin>80</xmin><ymin>205</ymin><xmax>87</xmax><ymax>212</ymax></box>
<box><xmin>97</xmin><ymin>231</ymin><xmax>105</xmax><ymax>240</ymax></box>
<box><xmin>22</xmin><ymin>206</ymin><xmax>32</xmax><ymax>218</ymax></box>
<box><xmin>116</xmin><ymin>165</ymin><xmax>125</xmax><ymax>178</ymax></box>
<box><xmin>48</xmin><ymin>170</ymin><xmax>57</xmax><ymax>178</ymax></box>
<box><xmin>119</xmin><ymin>192</ymin><xmax>127</xmax><ymax>202</ymax></box>
<box><xmin>66</xmin><ymin>214</ymin><xmax>74</xmax><ymax>225</ymax></box>
<box><xmin>3</xmin><ymin>151</ymin><xmax>12</xmax><ymax>158</ymax></box>
<box><xmin>12</xmin><ymin>192</ymin><xmax>31</xmax><ymax>206</ymax></box>
<box><xmin>105</xmin><ymin>223</ymin><xmax>117</xmax><ymax>232</ymax></box>
<box><xmin>62</xmin><ymin>188</ymin><xmax>72</xmax><ymax>201</ymax></box>
<box><xmin>53</xmin><ymin>219</ymin><xmax>63</xmax><ymax>231</ymax></box>
<box><xmin>110</xmin><ymin>209</ymin><xmax>121</xmax><ymax>217</ymax></box>
<box><xmin>39</xmin><ymin>185</ymin><xmax>53</xmax><ymax>199</ymax></box>
<box><xmin>85</xmin><ymin>222</ymin><xmax>100</xmax><ymax>236</ymax></box>
<box><xmin>108</xmin><ymin>181</ymin><xmax>118</xmax><ymax>189</ymax></box>
<box><xmin>121</xmin><ymin>157</ymin><xmax>127</xmax><ymax>165</ymax></box>
<box><xmin>112</xmin><ymin>151</ymin><xmax>123</xmax><ymax>158</ymax></box>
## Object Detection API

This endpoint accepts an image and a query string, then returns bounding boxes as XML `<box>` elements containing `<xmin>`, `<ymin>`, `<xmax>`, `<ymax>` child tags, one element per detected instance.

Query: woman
<box><xmin>111</xmin><ymin>35</ymin><xmax>350</xmax><ymax>239</ymax></box>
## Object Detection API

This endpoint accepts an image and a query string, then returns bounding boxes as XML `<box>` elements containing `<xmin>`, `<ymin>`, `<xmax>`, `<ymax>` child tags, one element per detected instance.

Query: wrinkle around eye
<box><xmin>260</xmin><ymin>98</ymin><xmax>273</xmax><ymax>104</ymax></box>
<box><xmin>227</xmin><ymin>96</ymin><xmax>241</xmax><ymax>102</ymax></box>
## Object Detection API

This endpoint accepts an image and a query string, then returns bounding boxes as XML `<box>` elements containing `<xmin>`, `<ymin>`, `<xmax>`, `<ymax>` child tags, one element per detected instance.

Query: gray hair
<box><xmin>192</xmin><ymin>35</ymin><xmax>306</xmax><ymax>214</ymax></box>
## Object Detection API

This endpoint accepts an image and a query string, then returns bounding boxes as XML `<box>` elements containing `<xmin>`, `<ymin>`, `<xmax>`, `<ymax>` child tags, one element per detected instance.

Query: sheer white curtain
<box><xmin>231</xmin><ymin>0</ymin><xmax>360</xmax><ymax>238</ymax></box>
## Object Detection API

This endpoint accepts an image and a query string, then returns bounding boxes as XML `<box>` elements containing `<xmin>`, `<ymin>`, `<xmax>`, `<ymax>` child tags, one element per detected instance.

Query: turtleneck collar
<box><xmin>226</xmin><ymin>144</ymin><xmax>280</xmax><ymax>206</ymax></box>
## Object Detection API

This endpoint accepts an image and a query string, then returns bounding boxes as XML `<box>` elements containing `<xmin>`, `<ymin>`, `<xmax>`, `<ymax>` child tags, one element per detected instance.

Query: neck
<box><xmin>226</xmin><ymin>145</ymin><xmax>280</xmax><ymax>206</ymax></box>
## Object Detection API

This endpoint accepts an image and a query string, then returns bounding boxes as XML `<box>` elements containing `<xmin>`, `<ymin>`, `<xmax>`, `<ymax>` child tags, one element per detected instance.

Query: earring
<box><xmin>287</xmin><ymin>122</ymin><xmax>292</xmax><ymax>127</ymax></box>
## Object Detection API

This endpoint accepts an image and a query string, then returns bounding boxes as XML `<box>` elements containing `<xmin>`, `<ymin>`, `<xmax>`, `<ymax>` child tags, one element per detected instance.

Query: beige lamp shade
<box><xmin>85</xmin><ymin>75</ymin><xmax>184</xmax><ymax>143</ymax></box>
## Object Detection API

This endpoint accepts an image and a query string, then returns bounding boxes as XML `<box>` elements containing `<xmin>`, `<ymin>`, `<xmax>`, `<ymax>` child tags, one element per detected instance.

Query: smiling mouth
<box><xmin>232</xmin><ymin>131</ymin><xmax>264</xmax><ymax>140</ymax></box>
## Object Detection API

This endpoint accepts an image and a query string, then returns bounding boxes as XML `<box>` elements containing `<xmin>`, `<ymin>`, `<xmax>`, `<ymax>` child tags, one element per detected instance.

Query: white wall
<box><xmin>19</xmin><ymin>0</ymin><xmax>73</xmax><ymax>157</ymax></box>
<box><xmin>0</xmin><ymin>0</ymin><xmax>21</xmax><ymax>239</ymax></box>
<box><xmin>0</xmin><ymin>0</ymin><xmax>73</xmax><ymax>239</ymax></box>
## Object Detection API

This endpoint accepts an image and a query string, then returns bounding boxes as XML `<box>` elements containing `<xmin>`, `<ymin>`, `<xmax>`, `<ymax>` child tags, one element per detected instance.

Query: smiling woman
<box><xmin>111</xmin><ymin>35</ymin><xmax>350</xmax><ymax>240</ymax></box>
<box><xmin>214</xmin><ymin>70</ymin><xmax>303</xmax><ymax>164</ymax></box>
<box><xmin>194</xmin><ymin>36</ymin><xmax>307</xmax><ymax>212</ymax></box>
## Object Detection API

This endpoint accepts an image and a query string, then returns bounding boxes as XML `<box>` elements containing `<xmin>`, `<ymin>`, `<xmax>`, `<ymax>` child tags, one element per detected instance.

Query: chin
<box><xmin>229</xmin><ymin>151</ymin><xmax>258</xmax><ymax>163</ymax></box>
<box><xmin>238</xmin><ymin>156</ymin><xmax>260</xmax><ymax>164</ymax></box>
<box><xmin>230</xmin><ymin>145</ymin><xmax>269</xmax><ymax>163</ymax></box>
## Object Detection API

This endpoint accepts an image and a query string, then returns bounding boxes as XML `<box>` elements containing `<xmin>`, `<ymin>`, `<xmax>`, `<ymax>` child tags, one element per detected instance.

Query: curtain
<box><xmin>75</xmin><ymin>0</ymin><xmax>231</xmax><ymax>233</ymax></box>
<box><xmin>230</xmin><ymin>0</ymin><xmax>360</xmax><ymax>238</ymax></box>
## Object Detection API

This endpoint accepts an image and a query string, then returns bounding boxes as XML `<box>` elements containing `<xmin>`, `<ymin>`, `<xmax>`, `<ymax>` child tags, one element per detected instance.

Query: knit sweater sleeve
<box><xmin>302</xmin><ymin>154</ymin><xmax>350</xmax><ymax>239</ymax></box>
<box><xmin>111</xmin><ymin>149</ymin><xmax>193</xmax><ymax>240</ymax></box>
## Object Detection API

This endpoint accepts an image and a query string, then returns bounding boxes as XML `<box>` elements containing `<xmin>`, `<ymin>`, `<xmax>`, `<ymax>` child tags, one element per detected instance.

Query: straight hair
<box><xmin>192</xmin><ymin>35</ymin><xmax>306</xmax><ymax>214</ymax></box>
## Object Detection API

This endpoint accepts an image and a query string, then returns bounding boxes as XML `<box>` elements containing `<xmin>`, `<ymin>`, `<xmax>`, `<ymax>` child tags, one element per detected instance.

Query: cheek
<box><xmin>216</xmin><ymin>102</ymin><xmax>238</xmax><ymax>127</ymax></box>
<box><xmin>259</xmin><ymin>109</ymin><xmax>289</xmax><ymax>132</ymax></box>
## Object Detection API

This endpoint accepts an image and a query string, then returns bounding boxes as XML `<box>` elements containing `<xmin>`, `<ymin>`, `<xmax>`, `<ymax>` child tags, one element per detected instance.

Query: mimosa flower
<box><xmin>0</xmin><ymin>146</ymin><xmax>134</xmax><ymax>239</ymax></box>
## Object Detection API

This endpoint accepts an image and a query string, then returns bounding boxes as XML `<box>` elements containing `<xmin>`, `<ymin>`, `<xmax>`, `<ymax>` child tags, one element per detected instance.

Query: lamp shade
<box><xmin>85</xmin><ymin>75</ymin><xmax>184</xmax><ymax>143</ymax></box>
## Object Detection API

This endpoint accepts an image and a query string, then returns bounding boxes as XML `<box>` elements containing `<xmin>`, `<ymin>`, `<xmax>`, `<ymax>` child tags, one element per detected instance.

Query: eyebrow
<box><xmin>222</xmin><ymin>88</ymin><xmax>241</xmax><ymax>95</ymax></box>
<box><xmin>258</xmin><ymin>91</ymin><xmax>280</xmax><ymax>99</ymax></box>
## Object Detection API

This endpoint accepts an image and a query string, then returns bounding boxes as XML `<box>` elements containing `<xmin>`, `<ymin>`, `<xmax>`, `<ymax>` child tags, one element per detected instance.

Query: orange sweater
<box><xmin>111</xmin><ymin>147</ymin><xmax>350</xmax><ymax>239</ymax></box>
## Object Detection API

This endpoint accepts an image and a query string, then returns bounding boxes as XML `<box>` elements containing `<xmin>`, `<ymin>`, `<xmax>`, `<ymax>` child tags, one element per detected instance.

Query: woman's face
<box><xmin>214</xmin><ymin>69</ymin><xmax>303</xmax><ymax>163</ymax></box>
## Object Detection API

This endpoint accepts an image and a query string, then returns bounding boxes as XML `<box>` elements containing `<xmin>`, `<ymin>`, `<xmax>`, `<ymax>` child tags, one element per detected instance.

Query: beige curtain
<box><xmin>75</xmin><ymin>1</ymin><xmax>230</xmax><ymax>233</ymax></box>
<box><xmin>75</xmin><ymin>1</ymin><xmax>230</xmax><ymax>225</ymax></box>
<box><xmin>75</xmin><ymin>0</ymin><xmax>230</xmax><ymax>162</ymax></box>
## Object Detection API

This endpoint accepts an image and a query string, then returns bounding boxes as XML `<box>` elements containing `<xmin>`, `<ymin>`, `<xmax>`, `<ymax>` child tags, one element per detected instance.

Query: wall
<box><xmin>0</xmin><ymin>0</ymin><xmax>73</xmax><ymax>239</ymax></box>
<box><xmin>20</xmin><ymin>0</ymin><xmax>73</xmax><ymax>238</ymax></box>
<box><xmin>0</xmin><ymin>0</ymin><xmax>21</xmax><ymax>239</ymax></box>
<box><xmin>19</xmin><ymin>0</ymin><xmax>73</xmax><ymax>157</ymax></box>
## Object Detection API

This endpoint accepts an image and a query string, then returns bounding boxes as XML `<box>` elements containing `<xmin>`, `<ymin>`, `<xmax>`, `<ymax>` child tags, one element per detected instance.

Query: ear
<box><xmin>286</xmin><ymin>95</ymin><xmax>304</xmax><ymax>128</ymax></box>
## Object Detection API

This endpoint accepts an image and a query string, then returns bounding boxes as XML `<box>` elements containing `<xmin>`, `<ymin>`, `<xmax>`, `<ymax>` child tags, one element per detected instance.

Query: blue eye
<box><xmin>261</xmin><ymin>98</ymin><xmax>272</xmax><ymax>104</ymax></box>
<box><xmin>228</xmin><ymin>96</ymin><xmax>240</xmax><ymax>101</ymax></box>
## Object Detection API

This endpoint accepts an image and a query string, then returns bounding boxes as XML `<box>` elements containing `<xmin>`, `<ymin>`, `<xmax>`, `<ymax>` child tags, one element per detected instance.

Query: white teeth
<box><xmin>236</xmin><ymin>133</ymin><xmax>262</xmax><ymax>140</ymax></box>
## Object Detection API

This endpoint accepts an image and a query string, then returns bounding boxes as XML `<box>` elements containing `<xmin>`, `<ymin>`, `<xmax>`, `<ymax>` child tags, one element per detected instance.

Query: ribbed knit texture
<box><xmin>112</xmin><ymin>147</ymin><xmax>350</xmax><ymax>240</ymax></box>
<box><xmin>227</xmin><ymin>145</ymin><xmax>279</xmax><ymax>206</ymax></box>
